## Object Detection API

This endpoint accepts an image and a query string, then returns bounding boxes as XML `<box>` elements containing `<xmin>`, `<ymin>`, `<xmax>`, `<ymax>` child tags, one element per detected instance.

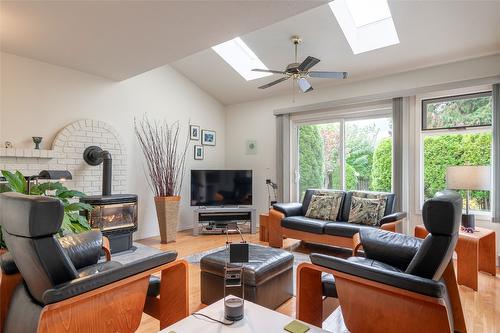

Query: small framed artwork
<box><xmin>246</xmin><ymin>139</ymin><xmax>257</xmax><ymax>155</ymax></box>
<box><xmin>190</xmin><ymin>125</ymin><xmax>200</xmax><ymax>140</ymax></box>
<box><xmin>201</xmin><ymin>130</ymin><xmax>216</xmax><ymax>146</ymax></box>
<box><xmin>194</xmin><ymin>145</ymin><xmax>204</xmax><ymax>160</ymax></box>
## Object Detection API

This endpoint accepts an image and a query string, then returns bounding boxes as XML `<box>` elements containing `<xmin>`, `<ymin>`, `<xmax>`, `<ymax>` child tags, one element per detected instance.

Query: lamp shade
<box><xmin>446</xmin><ymin>166</ymin><xmax>491</xmax><ymax>191</ymax></box>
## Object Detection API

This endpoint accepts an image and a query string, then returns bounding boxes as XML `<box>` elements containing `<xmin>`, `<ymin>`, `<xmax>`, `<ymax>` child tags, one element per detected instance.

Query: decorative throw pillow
<box><xmin>348</xmin><ymin>196</ymin><xmax>385</xmax><ymax>226</ymax></box>
<box><xmin>352</xmin><ymin>192</ymin><xmax>388</xmax><ymax>221</ymax></box>
<box><xmin>316</xmin><ymin>191</ymin><xmax>344</xmax><ymax>220</ymax></box>
<box><xmin>305</xmin><ymin>194</ymin><xmax>342</xmax><ymax>220</ymax></box>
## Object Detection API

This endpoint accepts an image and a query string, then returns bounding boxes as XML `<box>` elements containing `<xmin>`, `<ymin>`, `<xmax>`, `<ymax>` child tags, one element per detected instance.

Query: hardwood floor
<box><xmin>136</xmin><ymin>230</ymin><xmax>500</xmax><ymax>333</ymax></box>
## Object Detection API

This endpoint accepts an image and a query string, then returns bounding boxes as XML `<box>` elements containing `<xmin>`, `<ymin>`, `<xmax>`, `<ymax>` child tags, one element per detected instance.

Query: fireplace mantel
<box><xmin>0</xmin><ymin>148</ymin><xmax>55</xmax><ymax>159</ymax></box>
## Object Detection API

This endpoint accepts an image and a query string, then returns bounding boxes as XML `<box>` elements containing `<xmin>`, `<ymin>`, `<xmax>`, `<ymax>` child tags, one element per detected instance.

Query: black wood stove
<box><xmin>80</xmin><ymin>146</ymin><xmax>137</xmax><ymax>253</ymax></box>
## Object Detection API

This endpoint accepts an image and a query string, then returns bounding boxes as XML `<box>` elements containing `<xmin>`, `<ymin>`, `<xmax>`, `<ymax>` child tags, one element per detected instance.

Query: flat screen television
<box><xmin>191</xmin><ymin>170</ymin><xmax>252</xmax><ymax>206</ymax></box>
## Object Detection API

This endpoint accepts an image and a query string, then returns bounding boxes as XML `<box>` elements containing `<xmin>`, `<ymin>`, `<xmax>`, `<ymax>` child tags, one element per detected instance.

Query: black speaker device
<box><xmin>223</xmin><ymin>236</ymin><xmax>249</xmax><ymax>322</ymax></box>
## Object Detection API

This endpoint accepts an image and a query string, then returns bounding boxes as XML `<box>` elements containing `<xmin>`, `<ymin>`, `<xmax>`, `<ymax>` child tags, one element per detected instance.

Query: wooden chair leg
<box><xmin>296</xmin><ymin>263</ymin><xmax>323</xmax><ymax>328</ymax></box>
<box><xmin>0</xmin><ymin>272</ymin><xmax>22</xmax><ymax>333</ymax></box>
<box><xmin>443</xmin><ymin>261</ymin><xmax>467</xmax><ymax>333</ymax></box>
<box><xmin>143</xmin><ymin>260</ymin><xmax>189</xmax><ymax>330</ymax></box>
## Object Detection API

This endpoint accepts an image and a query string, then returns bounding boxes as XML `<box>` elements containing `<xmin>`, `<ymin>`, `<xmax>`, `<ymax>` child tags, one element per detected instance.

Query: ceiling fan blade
<box><xmin>258</xmin><ymin>76</ymin><xmax>290</xmax><ymax>89</ymax></box>
<box><xmin>252</xmin><ymin>69</ymin><xmax>286</xmax><ymax>74</ymax></box>
<box><xmin>298</xmin><ymin>78</ymin><xmax>313</xmax><ymax>93</ymax></box>
<box><xmin>309</xmin><ymin>71</ymin><xmax>348</xmax><ymax>79</ymax></box>
<box><xmin>298</xmin><ymin>56</ymin><xmax>320</xmax><ymax>71</ymax></box>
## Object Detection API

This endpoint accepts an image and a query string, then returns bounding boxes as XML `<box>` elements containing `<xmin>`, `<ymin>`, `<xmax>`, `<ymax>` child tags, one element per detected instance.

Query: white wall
<box><xmin>0</xmin><ymin>52</ymin><xmax>226</xmax><ymax>239</ymax></box>
<box><xmin>225</xmin><ymin>54</ymin><xmax>500</xmax><ymax>254</ymax></box>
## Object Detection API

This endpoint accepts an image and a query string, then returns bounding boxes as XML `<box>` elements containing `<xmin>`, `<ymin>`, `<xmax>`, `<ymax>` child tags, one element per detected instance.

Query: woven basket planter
<box><xmin>154</xmin><ymin>196</ymin><xmax>181</xmax><ymax>243</ymax></box>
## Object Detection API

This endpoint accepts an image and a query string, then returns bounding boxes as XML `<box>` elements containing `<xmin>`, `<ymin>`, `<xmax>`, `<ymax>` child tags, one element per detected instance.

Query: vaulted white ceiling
<box><xmin>1</xmin><ymin>1</ymin><xmax>499</xmax><ymax>105</ymax></box>
<box><xmin>172</xmin><ymin>1</ymin><xmax>500</xmax><ymax>105</ymax></box>
<box><xmin>0</xmin><ymin>1</ymin><xmax>325</xmax><ymax>80</ymax></box>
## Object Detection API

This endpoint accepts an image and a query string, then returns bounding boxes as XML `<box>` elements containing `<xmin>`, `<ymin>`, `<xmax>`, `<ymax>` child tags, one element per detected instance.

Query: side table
<box><xmin>415</xmin><ymin>224</ymin><xmax>496</xmax><ymax>290</ymax></box>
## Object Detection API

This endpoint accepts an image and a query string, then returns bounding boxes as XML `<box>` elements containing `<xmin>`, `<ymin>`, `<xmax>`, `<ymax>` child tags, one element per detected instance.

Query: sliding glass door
<box><xmin>294</xmin><ymin>114</ymin><xmax>392</xmax><ymax>200</ymax></box>
<box><xmin>297</xmin><ymin>122</ymin><xmax>342</xmax><ymax>198</ymax></box>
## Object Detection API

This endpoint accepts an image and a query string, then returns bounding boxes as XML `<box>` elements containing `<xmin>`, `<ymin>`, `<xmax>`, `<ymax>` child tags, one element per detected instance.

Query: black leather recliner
<box><xmin>0</xmin><ymin>192</ymin><xmax>178</xmax><ymax>333</ymax></box>
<box><xmin>296</xmin><ymin>190</ymin><xmax>467</xmax><ymax>333</ymax></box>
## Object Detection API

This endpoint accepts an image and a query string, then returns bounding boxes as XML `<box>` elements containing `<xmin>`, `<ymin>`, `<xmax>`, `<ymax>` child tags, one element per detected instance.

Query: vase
<box><xmin>154</xmin><ymin>196</ymin><xmax>181</xmax><ymax>243</ymax></box>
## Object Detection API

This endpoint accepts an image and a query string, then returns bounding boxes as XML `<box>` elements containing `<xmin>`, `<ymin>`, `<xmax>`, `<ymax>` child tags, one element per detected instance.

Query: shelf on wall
<box><xmin>0</xmin><ymin>148</ymin><xmax>55</xmax><ymax>159</ymax></box>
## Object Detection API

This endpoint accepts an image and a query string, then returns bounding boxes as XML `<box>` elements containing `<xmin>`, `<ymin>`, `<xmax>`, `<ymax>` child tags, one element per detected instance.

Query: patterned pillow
<box><xmin>305</xmin><ymin>194</ymin><xmax>342</xmax><ymax>220</ymax></box>
<box><xmin>348</xmin><ymin>196</ymin><xmax>385</xmax><ymax>226</ymax></box>
<box><xmin>351</xmin><ymin>192</ymin><xmax>388</xmax><ymax>221</ymax></box>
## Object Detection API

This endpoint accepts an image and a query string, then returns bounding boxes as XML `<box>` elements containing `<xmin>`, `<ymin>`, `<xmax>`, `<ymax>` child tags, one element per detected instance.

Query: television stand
<box><xmin>193</xmin><ymin>206</ymin><xmax>257</xmax><ymax>236</ymax></box>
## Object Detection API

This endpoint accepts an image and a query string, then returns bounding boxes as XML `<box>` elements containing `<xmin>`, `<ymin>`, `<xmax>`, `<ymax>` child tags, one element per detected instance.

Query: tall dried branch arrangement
<box><xmin>135</xmin><ymin>115</ymin><xmax>190</xmax><ymax>197</ymax></box>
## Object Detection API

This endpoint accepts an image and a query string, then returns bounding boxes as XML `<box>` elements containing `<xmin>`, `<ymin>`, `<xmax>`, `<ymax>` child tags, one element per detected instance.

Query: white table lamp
<box><xmin>446</xmin><ymin>165</ymin><xmax>491</xmax><ymax>228</ymax></box>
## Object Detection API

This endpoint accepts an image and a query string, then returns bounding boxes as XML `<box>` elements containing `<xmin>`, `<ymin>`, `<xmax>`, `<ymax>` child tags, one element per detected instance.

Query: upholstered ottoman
<box><xmin>200</xmin><ymin>244</ymin><xmax>294</xmax><ymax>310</ymax></box>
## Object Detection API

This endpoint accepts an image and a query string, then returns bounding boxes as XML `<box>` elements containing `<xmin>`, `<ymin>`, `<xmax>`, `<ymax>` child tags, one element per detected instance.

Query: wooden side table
<box><xmin>259</xmin><ymin>213</ymin><xmax>269</xmax><ymax>242</ymax></box>
<box><xmin>415</xmin><ymin>224</ymin><xmax>496</xmax><ymax>291</ymax></box>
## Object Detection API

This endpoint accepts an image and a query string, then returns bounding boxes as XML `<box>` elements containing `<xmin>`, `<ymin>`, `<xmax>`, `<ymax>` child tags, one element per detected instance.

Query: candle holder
<box><xmin>32</xmin><ymin>137</ymin><xmax>43</xmax><ymax>149</ymax></box>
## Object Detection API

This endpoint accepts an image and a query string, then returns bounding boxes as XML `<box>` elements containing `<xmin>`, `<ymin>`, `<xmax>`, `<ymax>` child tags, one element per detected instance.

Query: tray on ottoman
<box><xmin>200</xmin><ymin>244</ymin><xmax>294</xmax><ymax>310</ymax></box>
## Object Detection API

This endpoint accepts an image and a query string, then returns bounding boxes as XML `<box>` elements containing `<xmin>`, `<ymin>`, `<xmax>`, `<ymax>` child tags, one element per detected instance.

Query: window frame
<box><xmin>291</xmin><ymin>106</ymin><xmax>393</xmax><ymax>202</ymax></box>
<box><xmin>421</xmin><ymin>91</ymin><xmax>492</xmax><ymax>131</ymax></box>
<box><xmin>417</xmin><ymin>89</ymin><xmax>493</xmax><ymax>217</ymax></box>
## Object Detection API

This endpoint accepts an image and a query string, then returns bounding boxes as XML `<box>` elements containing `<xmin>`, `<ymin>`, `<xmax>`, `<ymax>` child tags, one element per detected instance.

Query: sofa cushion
<box><xmin>321</xmin><ymin>273</ymin><xmax>338</xmax><ymax>298</ymax></box>
<box><xmin>302</xmin><ymin>189</ymin><xmax>346</xmax><ymax>218</ymax></box>
<box><xmin>320</xmin><ymin>257</ymin><xmax>402</xmax><ymax>299</ymax></box>
<box><xmin>351</xmin><ymin>191</ymin><xmax>390</xmax><ymax>220</ymax></box>
<box><xmin>348</xmin><ymin>196</ymin><xmax>385</xmax><ymax>226</ymax></box>
<box><xmin>305</xmin><ymin>194</ymin><xmax>342</xmax><ymax>221</ymax></box>
<box><xmin>281</xmin><ymin>216</ymin><xmax>328</xmax><ymax>234</ymax></box>
<box><xmin>324</xmin><ymin>221</ymin><xmax>375</xmax><ymax>237</ymax></box>
<box><xmin>341</xmin><ymin>191</ymin><xmax>395</xmax><ymax>221</ymax></box>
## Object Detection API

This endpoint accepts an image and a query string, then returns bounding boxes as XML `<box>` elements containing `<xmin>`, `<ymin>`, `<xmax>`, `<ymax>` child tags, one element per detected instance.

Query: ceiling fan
<box><xmin>252</xmin><ymin>36</ymin><xmax>348</xmax><ymax>93</ymax></box>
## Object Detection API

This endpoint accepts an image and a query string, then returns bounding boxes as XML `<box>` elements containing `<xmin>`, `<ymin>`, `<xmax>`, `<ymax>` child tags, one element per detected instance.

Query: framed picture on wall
<box><xmin>246</xmin><ymin>139</ymin><xmax>257</xmax><ymax>155</ymax></box>
<box><xmin>201</xmin><ymin>130</ymin><xmax>216</xmax><ymax>146</ymax></box>
<box><xmin>190</xmin><ymin>125</ymin><xmax>200</xmax><ymax>140</ymax></box>
<box><xmin>194</xmin><ymin>145</ymin><xmax>204</xmax><ymax>160</ymax></box>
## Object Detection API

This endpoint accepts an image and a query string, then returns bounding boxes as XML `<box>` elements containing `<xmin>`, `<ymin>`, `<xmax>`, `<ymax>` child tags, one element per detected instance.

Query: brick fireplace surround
<box><xmin>0</xmin><ymin>119</ymin><xmax>127</xmax><ymax>196</ymax></box>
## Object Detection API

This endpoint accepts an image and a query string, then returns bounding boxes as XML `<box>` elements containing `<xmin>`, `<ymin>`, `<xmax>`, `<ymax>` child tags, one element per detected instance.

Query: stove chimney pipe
<box><xmin>83</xmin><ymin>146</ymin><xmax>112</xmax><ymax>196</ymax></box>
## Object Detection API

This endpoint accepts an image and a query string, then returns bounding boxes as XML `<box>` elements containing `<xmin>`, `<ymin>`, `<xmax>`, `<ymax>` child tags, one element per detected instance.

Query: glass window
<box><xmin>297</xmin><ymin>116</ymin><xmax>392</xmax><ymax>199</ymax></box>
<box><xmin>422</xmin><ymin>92</ymin><xmax>492</xmax><ymax>130</ymax></box>
<box><xmin>298</xmin><ymin>122</ymin><xmax>341</xmax><ymax>198</ymax></box>
<box><xmin>423</xmin><ymin>132</ymin><xmax>492</xmax><ymax>212</ymax></box>
<box><xmin>345</xmin><ymin>118</ymin><xmax>393</xmax><ymax>191</ymax></box>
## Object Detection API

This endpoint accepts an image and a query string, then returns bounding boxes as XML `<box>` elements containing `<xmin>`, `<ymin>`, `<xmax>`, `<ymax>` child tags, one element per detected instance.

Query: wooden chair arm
<box><xmin>297</xmin><ymin>262</ymin><xmax>463</xmax><ymax>333</ymax></box>
<box><xmin>352</xmin><ymin>233</ymin><xmax>362</xmax><ymax>256</ymax></box>
<box><xmin>380</xmin><ymin>219</ymin><xmax>403</xmax><ymax>232</ymax></box>
<box><xmin>102</xmin><ymin>236</ymin><xmax>111</xmax><ymax>261</ymax></box>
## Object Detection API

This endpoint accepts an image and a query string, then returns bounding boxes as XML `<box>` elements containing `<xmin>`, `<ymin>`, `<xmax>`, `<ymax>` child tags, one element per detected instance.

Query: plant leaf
<box><xmin>1</xmin><ymin>170</ymin><xmax>27</xmax><ymax>193</ymax></box>
<box><xmin>57</xmin><ymin>189</ymin><xmax>86</xmax><ymax>199</ymax></box>
<box><xmin>31</xmin><ymin>182</ymin><xmax>66</xmax><ymax>195</ymax></box>
<box><xmin>64</xmin><ymin>202</ymin><xmax>93</xmax><ymax>212</ymax></box>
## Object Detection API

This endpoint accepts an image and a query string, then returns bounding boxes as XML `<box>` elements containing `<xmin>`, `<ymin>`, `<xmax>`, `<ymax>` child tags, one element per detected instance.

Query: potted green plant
<box><xmin>0</xmin><ymin>170</ymin><xmax>92</xmax><ymax>250</ymax></box>
<box><xmin>135</xmin><ymin>116</ymin><xmax>189</xmax><ymax>243</ymax></box>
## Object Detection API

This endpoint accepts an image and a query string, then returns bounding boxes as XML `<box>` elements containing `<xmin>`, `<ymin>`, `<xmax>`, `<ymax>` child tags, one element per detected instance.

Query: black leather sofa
<box><xmin>269</xmin><ymin>189</ymin><xmax>406</xmax><ymax>249</ymax></box>
<box><xmin>0</xmin><ymin>192</ymin><xmax>186</xmax><ymax>332</ymax></box>
<box><xmin>296</xmin><ymin>190</ymin><xmax>467</xmax><ymax>333</ymax></box>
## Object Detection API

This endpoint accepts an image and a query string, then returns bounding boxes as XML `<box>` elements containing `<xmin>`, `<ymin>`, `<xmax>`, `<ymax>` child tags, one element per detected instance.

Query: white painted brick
<box><xmin>68</xmin><ymin>142</ymin><xmax>84</xmax><ymax>148</ymax></box>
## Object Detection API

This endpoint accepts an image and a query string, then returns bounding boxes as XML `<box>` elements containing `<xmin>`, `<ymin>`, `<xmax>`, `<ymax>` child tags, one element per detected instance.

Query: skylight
<box><xmin>212</xmin><ymin>37</ymin><xmax>272</xmax><ymax>81</ymax></box>
<box><xmin>329</xmin><ymin>0</ymin><xmax>399</xmax><ymax>54</ymax></box>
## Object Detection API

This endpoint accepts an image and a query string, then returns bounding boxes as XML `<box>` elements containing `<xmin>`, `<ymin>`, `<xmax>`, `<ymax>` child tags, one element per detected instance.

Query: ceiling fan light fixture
<box><xmin>298</xmin><ymin>77</ymin><xmax>313</xmax><ymax>93</ymax></box>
